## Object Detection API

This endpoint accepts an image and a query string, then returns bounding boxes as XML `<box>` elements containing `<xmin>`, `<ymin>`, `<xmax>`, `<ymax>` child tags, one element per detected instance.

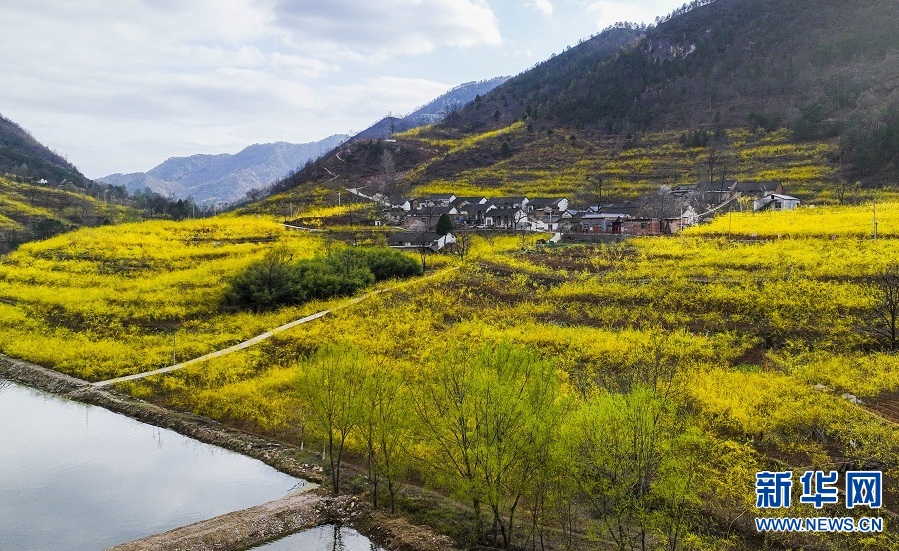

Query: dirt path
<box><xmin>93</xmin><ymin>310</ymin><xmax>331</xmax><ymax>387</ymax></box>
<box><xmin>93</xmin><ymin>267</ymin><xmax>459</xmax><ymax>387</ymax></box>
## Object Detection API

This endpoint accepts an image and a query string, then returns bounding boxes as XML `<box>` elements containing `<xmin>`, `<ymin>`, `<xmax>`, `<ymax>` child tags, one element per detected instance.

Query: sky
<box><xmin>0</xmin><ymin>1</ymin><xmax>687</xmax><ymax>178</ymax></box>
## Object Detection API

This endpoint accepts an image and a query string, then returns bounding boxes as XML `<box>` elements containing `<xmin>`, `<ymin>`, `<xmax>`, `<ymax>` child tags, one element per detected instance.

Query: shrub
<box><xmin>224</xmin><ymin>249</ymin><xmax>304</xmax><ymax>311</ymax></box>
<box><xmin>225</xmin><ymin>246</ymin><xmax>422</xmax><ymax>311</ymax></box>
<box><xmin>360</xmin><ymin>248</ymin><xmax>424</xmax><ymax>281</ymax></box>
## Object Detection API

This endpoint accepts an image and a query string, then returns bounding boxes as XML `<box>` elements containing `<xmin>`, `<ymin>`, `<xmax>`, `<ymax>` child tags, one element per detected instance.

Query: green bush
<box><xmin>360</xmin><ymin>247</ymin><xmax>424</xmax><ymax>281</ymax></box>
<box><xmin>225</xmin><ymin>247</ymin><xmax>422</xmax><ymax>311</ymax></box>
<box><xmin>224</xmin><ymin>251</ymin><xmax>305</xmax><ymax>311</ymax></box>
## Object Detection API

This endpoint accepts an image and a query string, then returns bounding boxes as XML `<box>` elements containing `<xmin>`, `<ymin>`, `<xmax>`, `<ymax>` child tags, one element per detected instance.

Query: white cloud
<box><xmin>270</xmin><ymin>0</ymin><xmax>502</xmax><ymax>58</ymax></box>
<box><xmin>528</xmin><ymin>0</ymin><xmax>554</xmax><ymax>17</ymax></box>
<box><xmin>586</xmin><ymin>0</ymin><xmax>684</xmax><ymax>29</ymax></box>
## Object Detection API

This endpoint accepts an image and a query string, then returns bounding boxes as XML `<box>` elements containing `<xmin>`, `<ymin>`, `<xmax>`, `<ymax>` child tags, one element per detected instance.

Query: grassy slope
<box><xmin>0</xmin><ymin>176</ymin><xmax>140</xmax><ymax>251</ymax></box>
<box><xmin>0</xmin><ymin>215</ymin><xmax>331</xmax><ymax>380</ymax></box>
<box><xmin>247</xmin><ymin>122</ymin><xmax>846</xmax><ymax>219</ymax></box>
<box><xmin>402</xmin><ymin>125</ymin><xmax>842</xmax><ymax>202</ymax></box>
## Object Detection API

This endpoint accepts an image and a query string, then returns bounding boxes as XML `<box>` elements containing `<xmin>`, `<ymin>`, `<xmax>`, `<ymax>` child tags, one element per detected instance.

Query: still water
<box><xmin>252</xmin><ymin>525</ymin><xmax>384</xmax><ymax>551</ymax></box>
<box><xmin>0</xmin><ymin>378</ymin><xmax>310</xmax><ymax>550</ymax></box>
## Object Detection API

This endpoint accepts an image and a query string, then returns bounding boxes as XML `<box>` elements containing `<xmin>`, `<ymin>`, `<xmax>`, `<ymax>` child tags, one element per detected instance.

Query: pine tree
<box><xmin>435</xmin><ymin>213</ymin><xmax>453</xmax><ymax>236</ymax></box>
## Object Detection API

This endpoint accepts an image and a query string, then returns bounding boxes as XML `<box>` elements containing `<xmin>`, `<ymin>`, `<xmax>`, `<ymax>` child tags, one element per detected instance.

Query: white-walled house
<box><xmin>753</xmin><ymin>193</ymin><xmax>800</xmax><ymax>211</ymax></box>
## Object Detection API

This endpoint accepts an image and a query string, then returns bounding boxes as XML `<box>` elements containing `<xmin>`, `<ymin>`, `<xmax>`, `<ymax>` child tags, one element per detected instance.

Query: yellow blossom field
<box><xmin>3</xmin><ymin>203</ymin><xmax>899</xmax><ymax>548</ymax></box>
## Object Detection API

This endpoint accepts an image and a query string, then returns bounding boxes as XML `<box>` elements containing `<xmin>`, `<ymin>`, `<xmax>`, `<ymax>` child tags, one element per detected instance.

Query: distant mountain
<box><xmin>0</xmin><ymin>113</ymin><xmax>90</xmax><ymax>186</ymax></box>
<box><xmin>353</xmin><ymin>76</ymin><xmax>509</xmax><ymax>140</ymax></box>
<box><xmin>99</xmin><ymin>135</ymin><xmax>348</xmax><ymax>206</ymax></box>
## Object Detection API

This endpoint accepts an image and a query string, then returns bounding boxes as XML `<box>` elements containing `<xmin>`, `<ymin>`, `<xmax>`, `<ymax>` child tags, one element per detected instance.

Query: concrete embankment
<box><xmin>107</xmin><ymin>494</ymin><xmax>459</xmax><ymax>551</ymax></box>
<box><xmin>108</xmin><ymin>493</ymin><xmax>324</xmax><ymax>551</ymax></box>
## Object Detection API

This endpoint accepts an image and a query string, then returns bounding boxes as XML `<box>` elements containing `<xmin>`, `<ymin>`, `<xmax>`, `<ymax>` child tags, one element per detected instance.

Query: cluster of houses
<box><xmin>375</xmin><ymin>181</ymin><xmax>800</xmax><ymax>251</ymax></box>
<box><xmin>671</xmin><ymin>180</ymin><xmax>801</xmax><ymax>211</ymax></box>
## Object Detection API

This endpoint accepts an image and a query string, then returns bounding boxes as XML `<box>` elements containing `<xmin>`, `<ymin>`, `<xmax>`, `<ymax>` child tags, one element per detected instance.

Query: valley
<box><xmin>3</xmin><ymin>0</ymin><xmax>899</xmax><ymax>549</ymax></box>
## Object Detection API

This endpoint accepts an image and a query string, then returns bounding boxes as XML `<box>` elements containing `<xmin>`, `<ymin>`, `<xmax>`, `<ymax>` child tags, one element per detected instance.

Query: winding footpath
<box><xmin>93</xmin><ymin>267</ymin><xmax>459</xmax><ymax>387</ymax></box>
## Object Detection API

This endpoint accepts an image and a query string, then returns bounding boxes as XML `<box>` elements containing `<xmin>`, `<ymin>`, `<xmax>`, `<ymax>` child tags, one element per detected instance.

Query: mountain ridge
<box><xmin>352</xmin><ymin>76</ymin><xmax>510</xmax><ymax>140</ymax></box>
<box><xmin>0</xmin><ymin>114</ymin><xmax>91</xmax><ymax>187</ymax></box>
<box><xmin>99</xmin><ymin>136</ymin><xmax>348</xmax><ymax>206</ymax></box>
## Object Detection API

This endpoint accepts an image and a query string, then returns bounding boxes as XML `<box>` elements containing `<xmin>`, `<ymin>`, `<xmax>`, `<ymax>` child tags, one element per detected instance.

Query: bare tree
<box><xmin>379</xmin><ymin>149</ymin><xmax>395</xmax><ymax>194</ymax></box>
<box><xmin>455</xmin><ymin>227</ymin><xmax>473</xmax><ymax>260</ymax></box>
<box><xmin>581</xmin><ymin>175</ymin><xmax>604</xmax><ymax>207</ymax></box>
<box><xmin>869</xmin><ymin>263</ymin><xmax>899</xmax><ymax>351</ymax></box>
<box><xmin>413</xmin><ymin>227</ymin><xmax>431</xmax><ymax>271</ymax></box>
<box><xmin>836</xmin><ymin>180</ymin><xmax>860</xmax><ymax>205</ymax></box>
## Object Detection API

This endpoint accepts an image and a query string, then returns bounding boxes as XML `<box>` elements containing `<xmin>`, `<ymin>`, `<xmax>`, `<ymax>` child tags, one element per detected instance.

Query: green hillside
<box><xmin>465</xmin><ymin>0</ymin><xmax>899</xmax><ymax>146</ymax></box>
<box><xmin>0</xmin><ymin>176</ymin><xmax>139</xmax><ymax>252</ymax></box>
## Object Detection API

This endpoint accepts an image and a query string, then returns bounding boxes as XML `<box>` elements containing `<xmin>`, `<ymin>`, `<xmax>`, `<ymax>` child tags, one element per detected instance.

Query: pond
<box><xmin>251</xmin><ymin>524</ymin><xmax>385</xmax><ymax>551</ymax></box>
<box><xmin>0</xmin><ymin>378</ymin><xmax>311</xmax><ymax>550</ymax></box>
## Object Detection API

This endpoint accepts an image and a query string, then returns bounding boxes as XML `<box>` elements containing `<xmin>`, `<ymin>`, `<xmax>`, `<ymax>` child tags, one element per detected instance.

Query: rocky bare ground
<box><xmin>0</xmin><ymin>353</ymin><xmax>459</xmax><ymax>551</ymax></box>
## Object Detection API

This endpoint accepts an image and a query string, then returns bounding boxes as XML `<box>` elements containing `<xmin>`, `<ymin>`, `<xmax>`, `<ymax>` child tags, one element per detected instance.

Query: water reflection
<box><xmin>0</xmin><ymin>378</ymin><xmax>304</xmax><ymax>551</ymax></box>
<box><xmin>252</xmin><ymin>524</ymin><xmax>384</xmax><ymax>551</ymax></box>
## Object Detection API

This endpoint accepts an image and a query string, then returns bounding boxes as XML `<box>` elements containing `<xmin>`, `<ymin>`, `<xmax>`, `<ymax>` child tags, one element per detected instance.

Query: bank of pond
<box><xmin>0</xmin><ymin>378</ymin><xmax>381</xmax><ymax>551</ymax></box>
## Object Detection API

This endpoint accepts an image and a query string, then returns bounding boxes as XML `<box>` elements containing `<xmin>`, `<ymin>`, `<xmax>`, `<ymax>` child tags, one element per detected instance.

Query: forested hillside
<box><xmin>451</xmin><ymin>0</ymin><xmax>899</xmax><ymax>183</ymax></box>
<box><xmin>0</xmin><ymin>114</ymin><xmax>91</xmax><ymax>186</ymax></box>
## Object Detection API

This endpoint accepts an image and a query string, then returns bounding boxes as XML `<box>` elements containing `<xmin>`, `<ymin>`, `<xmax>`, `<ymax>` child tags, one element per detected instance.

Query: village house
<box><xmin>458</xmin><ymin>202</ymin><xmax>496</xmax><ymax>227</ymax></box>
<box><xmin>527</xmin><ymin>197</ymin><xmax>570</xmax><ymax>213</ymax></box>
<box><xmin>388</xmin><ymin>195</ymin><xmax>412</xmax><ymax>211</ymax></box>
<box><xmin>731</xmin><ymin>181</ymin><xmax>783</xmax><ymax>200</ymax></box>
<box><xmin>572</xmin><ymin>201</ymin><xmax>685</xmax><ymax>235</ymax></box>
<box><xmin>387</xmin><ymin>231</ymin><xmax>456</xmax><ymax>251</ymax></box>
<box><xmin>578</xmin><ymin>212</ymin><xmax>621</xmax><ymax>234</ymax></box>
<box><xmin>402</xmin><ymin>206</ymin><xmax>459</xmax><ymax>230</ymax></box>
<box><xmin>753</xmin><ymin>193</ymin><xmax>800</xmax><ymax>211</ymax></box>
<box><xmin>620</xmin><ymin>218</ymin><xmax>684</xmax><ymax>235</ymax></box>
<box><xmin>485</xmin><ymin>207</ymin><xmax>529</xmax><ymax>230</ymax></box>
<box><xmin>415</xmin><ymin>194</ymin><xmax>456</xmax><ymax>209</ymax></box>
<box><xmin>492</xmin><ymin>196</ymin><xmax>529</xmax><ymax>210</ymax></box>
<box><xmin>527</xmin><ymin>197</ymin><xmax>570</xmax><ymax>227</ymax></box>
<box><xmin>530</xmin><ymin>214</ymin><xmax>563</xmax><ymax>232</ymax></box>
<box><xmin>451</xmin><ymin>196</ymin><xmax>489</xmax><ymax>208</ymax></box>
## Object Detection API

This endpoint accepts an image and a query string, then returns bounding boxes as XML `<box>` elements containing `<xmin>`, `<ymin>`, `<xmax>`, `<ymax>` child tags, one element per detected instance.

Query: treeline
<box><xmin>129</xmin><ymin>189</ymin><xmax>209</xmax><ymax>220</ymax></box>
<box><xmin>225</xmin><ymin>247</ymin><xmax>422</xmax><ymax>311</ymax></box>
<box><xmin>842</xmin><ymin>95</ymin><xmax>899</xmax><ymax>180</ymax></box>
<box><xmin>292</xmin><ymin>337</ymin><xmax>717</xmax><ymax>551</ymax></box>
<box><xmin>654</xmin><ymin>0</ymin><xmax>718</xmax><ymax>25</ymax></box>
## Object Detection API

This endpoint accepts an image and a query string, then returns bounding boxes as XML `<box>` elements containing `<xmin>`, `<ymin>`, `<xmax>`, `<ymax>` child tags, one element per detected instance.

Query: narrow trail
<box><xmin>93</xmin><ymin>267</ymin><xmax>459</xmax><ymax>387</ymax></box>
<box><xmin>322</xmin><ymin>166</ymin><xmax>339</xmax><ymax>182</ymax></box>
